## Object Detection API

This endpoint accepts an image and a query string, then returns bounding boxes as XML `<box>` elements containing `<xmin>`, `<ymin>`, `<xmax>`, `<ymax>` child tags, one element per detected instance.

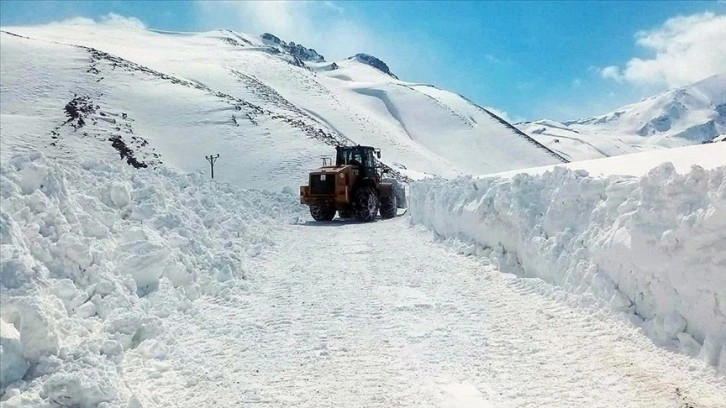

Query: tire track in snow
<box><xmin>135</xmin><ymin>218</ymin><xmax>726</xmax><ymax>407</ymax></box>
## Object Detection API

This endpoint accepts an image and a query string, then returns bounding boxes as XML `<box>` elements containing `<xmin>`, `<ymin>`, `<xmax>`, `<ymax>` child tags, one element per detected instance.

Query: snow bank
<box><xmin>0</xmin><ymin>150</ymin><xmax>303</xmax><ymax>404</ymax></box>
<box><xmin>410</xmin><ymin>161</ymin><xmax>726</xmax><ymax>371</ymax></box>
<box><xmin>487</xmin><ymin>142</ymin><xmax>726</xmax><ymax>179</ymax></box>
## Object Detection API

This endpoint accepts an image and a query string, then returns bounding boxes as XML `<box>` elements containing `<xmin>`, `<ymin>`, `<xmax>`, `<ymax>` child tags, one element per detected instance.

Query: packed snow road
<box><xmin>128</xmin><ymin>217</ymin><xmax>725</xmax><ymax>407</ymax></box>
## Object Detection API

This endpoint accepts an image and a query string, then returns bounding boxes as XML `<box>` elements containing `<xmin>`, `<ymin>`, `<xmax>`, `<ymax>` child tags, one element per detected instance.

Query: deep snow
<box><xmin>6</xmin><ymin>195</ymin><xmax>726</xmax><ymax>406</ymax></box>
<box><xmin>2</xmin><ymin>17</ymin><xmax>726</xmax><ymax>407</ymax></box>
<box><xmin>410</xmin><ymin>144</ymin><xmax>726</xmax><ymax>371</ymax></box>
<box><xmin>103</xmin><ymin>216</ymin><xmax>726</xmax><ymax>408</ymax></box>
<box><xmin>0</xmin><ymin>150</ymin><xmax>304</xmax><ymax>405</ymax></box>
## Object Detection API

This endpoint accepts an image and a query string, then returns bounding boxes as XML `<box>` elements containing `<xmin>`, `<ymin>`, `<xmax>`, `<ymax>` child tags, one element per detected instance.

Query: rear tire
<box><xmin>380</xmin><ymin>191</ymin><xmax>397</xmax><ymax>219</ymax></box>
<box><xmin>353</xmin><ymin>186</ymin><xmax>379</xmax><ymax>222</ymax></box>
<box><xmin>338</xmin><ymin>209</ymin><xmax>352</xmax><ymax>219</ymax></box>
<box><xmin>310</xmin><ymin>204</ymin><xmax>335</xmax><ymax>221</ymax></box>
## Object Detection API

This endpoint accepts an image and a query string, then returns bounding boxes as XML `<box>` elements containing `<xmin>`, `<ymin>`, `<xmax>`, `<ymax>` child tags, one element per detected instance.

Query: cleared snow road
<box><xmin>130</xmin><ymin>217</ymin><xmax>726</xmax><ymax>407</ymax></box>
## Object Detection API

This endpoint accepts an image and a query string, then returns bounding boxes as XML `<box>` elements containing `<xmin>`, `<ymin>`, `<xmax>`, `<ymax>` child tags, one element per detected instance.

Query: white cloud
<box><xmin>601</xmin><ymin>12</ymin><xmax>726</xmax><ymax>87</ymax></box>
<box><xmin>484</xmin><ymin>106</ymin><xmax>522</xmax><ymax>124</ymax></box>
<box><xmin>599</xmin><ymin>65</ymin><xmax>623</xmax><ymax>82</ymax></box>
<box><xmin>100</xmin><ymin>13</ymin><xmax>146</xmax><ymax>29</ymax></box>
<box><xmin>50</xmin><ymin>16</ymin><xmax>96</xmax><ymax>25</ymax></box>
<box><xmin>190</xmin><ymin>0</ymin><xmax>445</xmax><ymax>85</ymax></box>
<box><xmin>192</xmin><ymin>1</ymin><xmax>385</xmax><ymax>62</ymax></box>
<box><xmin>50</xmin><ymin>13</ymin><xmax>146</xmax><ymax>29</ymax></box>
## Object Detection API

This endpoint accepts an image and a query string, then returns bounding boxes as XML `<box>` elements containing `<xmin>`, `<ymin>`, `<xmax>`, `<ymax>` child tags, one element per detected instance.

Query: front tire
<box><xmin>353</xmin><ymin>186</ymin><xmax>379</xmax><ymax>222</ymax></box>
<box><xmin>310</xmin><ymin>204</ymin><xmax>336</xmax><ymax>221</ymax></box>
<box><xmin>380</xmin><ymin>191</ymin><xmax>397</xmax><ymax>219</ymax></box>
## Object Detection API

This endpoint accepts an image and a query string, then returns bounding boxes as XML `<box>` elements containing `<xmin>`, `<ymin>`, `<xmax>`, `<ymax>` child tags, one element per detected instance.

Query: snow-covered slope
<box><xmin>1</xmin><ymin>21</ymin><xmax>563</xmax><ymax>185</ymax></box>
<box><xmin>517</xmin><ymin>74</ymin><xmax>726</xmax><ymax>161</ymax></box>
<box><xmin>0</xmin><ymin>29</ymin><xmax>342</xmax><ymax>191</ymax></box>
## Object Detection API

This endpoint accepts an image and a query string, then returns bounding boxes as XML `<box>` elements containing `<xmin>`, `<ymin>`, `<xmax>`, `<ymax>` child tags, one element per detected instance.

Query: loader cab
<box><xmin>335</xmin><ymin>145</ymin><xmax>380</xmax><ymax>181</ymax></box>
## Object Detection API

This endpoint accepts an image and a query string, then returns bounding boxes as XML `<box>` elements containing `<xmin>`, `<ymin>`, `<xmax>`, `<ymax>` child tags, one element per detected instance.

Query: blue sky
<box><xmin>2</xmin><ymin>1</ymin><xmax>725</xmax><ymax>121</ymax></box>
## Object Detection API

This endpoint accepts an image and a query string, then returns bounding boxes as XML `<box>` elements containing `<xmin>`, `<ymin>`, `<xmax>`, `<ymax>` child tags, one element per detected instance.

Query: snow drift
<box><xmin>0</xmin><ymin>150</ymin><xmax>303</xmax><ymax>405</ymax></box>
<box><xmin>410</xmin><ymin>145</ymin><xmax>726</xmax><ymax>371</ymax></box>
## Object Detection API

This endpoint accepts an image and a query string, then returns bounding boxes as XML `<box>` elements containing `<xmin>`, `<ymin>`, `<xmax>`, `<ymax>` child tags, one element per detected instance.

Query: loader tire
<box><xmin>310</xmin><ymin>204</ymin><xmax>335</xmax><ymax>221</ymax></box>
<box><xmin>379</xmin><ymin>191</ymin><xmax>397</xmax><ymax>219</ymax></box>
<box><xmin>353</xmin><ymin>186</ymin><xmax>379</xmax><ymax>222</ymax></box>
<box><xmin>382</xmin><ymin>178</ymin><xmax>406</xmax><ymax>208</ymax></box>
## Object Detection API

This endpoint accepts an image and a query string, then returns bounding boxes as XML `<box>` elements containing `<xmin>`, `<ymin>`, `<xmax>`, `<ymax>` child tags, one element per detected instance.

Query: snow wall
<box><xmin>0</xmin><ymin>151</ymin><xmax>303</xmax><ymax>404</ymax></box>
<box><xmin>410</xmin><ymin>163</ymin><xmax>726</xmax><ymax>372</ymax></box>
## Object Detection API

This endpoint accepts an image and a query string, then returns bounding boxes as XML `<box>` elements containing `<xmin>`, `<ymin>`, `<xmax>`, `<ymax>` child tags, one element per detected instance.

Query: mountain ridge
<box><xmin>1</xmin><ymin>22</ymin><xmax>565</xmax><ymax>183</ymax></box>
<box><xmin>517</xmin><ymin>72</ymin><xmax>726</xmax><ymax>161</ymax></box>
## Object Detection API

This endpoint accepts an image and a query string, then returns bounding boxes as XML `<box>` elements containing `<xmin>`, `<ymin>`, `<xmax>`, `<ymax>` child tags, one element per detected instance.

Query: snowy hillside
<box><xmin>517</xmin><ymin>73</ymin><xmax>726</xmax><ymax>161</ymax></box>
<box><xmin>3</xmin><ymin>18</ymin><xmax>726</xmax><ymax>408</ymax></box>
<box><xmin>1</xmin><ymin>20</ymin><xmax>563</xmax><ymax>187</ymax></box>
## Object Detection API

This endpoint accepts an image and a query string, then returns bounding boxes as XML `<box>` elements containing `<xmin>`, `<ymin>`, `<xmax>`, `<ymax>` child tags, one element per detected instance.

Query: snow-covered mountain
<box><xmin>1</xmin><ymin>21</ymin><xmax>564</xmax><ymax>192</ymax></box>
<box><xmin>3</xmin><ymin>19</ymin><xmax>726</xmax><ymax>407</ymax></box>
<box><xmin>517</xmin><ymin>73</ymin><xmax>726</xmax><ymax>161</ymax></box>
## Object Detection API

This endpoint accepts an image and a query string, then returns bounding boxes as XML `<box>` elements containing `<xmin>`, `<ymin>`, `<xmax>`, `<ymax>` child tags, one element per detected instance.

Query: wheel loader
<box><xmin>300</xmin><ymin>145</ymin><xmax>406</xmax><ymax>222</ymax></box>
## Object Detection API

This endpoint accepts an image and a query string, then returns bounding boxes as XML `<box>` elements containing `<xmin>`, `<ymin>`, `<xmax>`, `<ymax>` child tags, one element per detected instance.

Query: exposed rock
<box><xmin>349</xmin><ymin>53</ymin><xmax>398</xmax><ymax>79</ymax></box>
<box><xmin>638</xmin><ymin>115</ymin><xmax>673</xmax><ymax>135</ymax></box>
<box><xmin>260</xmin><ymin>33</ymin><xmax>325</xmax><ymax>63</ymax></box>
<box><xmin>288</xmin><ymin>42</ymin><xmax>324</xmax><ymax>63</ymax></box>
<box><xmin>260</xmin><ymin>33</ymin><xmax>282</xmax><ymax>45</ymax></box>
<box><xmin>672</xmin><ymin>120</ymin><xmax>718</xmax><ymax>142</ymax></box>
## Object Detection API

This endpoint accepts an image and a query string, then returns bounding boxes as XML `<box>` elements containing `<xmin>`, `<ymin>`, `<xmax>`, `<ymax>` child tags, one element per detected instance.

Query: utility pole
<box><xmin>206</xmin><ymin>154</ymin><xmax>220</xmax><ymax>179</ymax></box>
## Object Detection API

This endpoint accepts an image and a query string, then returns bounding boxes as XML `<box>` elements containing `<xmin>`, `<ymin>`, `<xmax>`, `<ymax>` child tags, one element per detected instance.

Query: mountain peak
<box><xmin>260</xmin><ymin>33</ymin><xmax>325</xmax><ymax>63</ymax></box>
<box><xmin>518</xmin><ymin>72</ymin><xmax>726</xmax><ymax>161</ymax></box>
<box><xmin>348</xmin><ymin>53</ymin><xmax>398</xmax><ymax>79</ymax></box>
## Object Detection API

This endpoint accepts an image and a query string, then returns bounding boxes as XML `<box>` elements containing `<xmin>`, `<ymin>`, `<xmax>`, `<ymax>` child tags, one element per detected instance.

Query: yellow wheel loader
<box><xmin>300</xmin><ymin>145</ymin><xmax>406</xmax><ymax>222</ymax></box>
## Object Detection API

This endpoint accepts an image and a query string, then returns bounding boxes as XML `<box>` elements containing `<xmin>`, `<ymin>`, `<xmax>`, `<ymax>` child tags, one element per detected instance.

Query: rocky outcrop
<box><xmin>350</xmin><ymin>53</ymin><xmax>398</xmax><ymax>79</ymax></box>
<box><xmin>287</xmin><ymin>42</ymin><xmax>324</xmax><ymax>63</ymax></box>
<box><xmin>260</xmin><ymin>33</ymin><xmax>325</xmax><ymax>63</ymax></box>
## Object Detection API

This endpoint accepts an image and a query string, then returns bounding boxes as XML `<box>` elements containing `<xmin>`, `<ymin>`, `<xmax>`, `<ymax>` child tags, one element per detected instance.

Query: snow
<box><xmin>487</xmin><ymin>142</ymin><xmax>726</xmax><ymax>179</ymax></box>
<box><xmin>2</xmin><ymin>18</ymin><xmax>726</xmax><ymax>407</ymax></box>
<box><xmin>1</xmin><ymin>22</ymin><xmax>563</xmax><ymax>182</ymax></box>
<box><xmin>343</xmin><ymin>83</ymin><xmax>563</xmax><ymax>174</ymax></box>
<box><xmin>93</xmin><ymin>217</ymin><xmax>726</xmax><ymax>407</ymax></box>
<box><xmin>0</xmin><ymin>318</ymin><xmax>28</xmax><ymax>390</ymax></box>
<box><xmin>410</xmin><ymin>144</ymin><xmax>726</xmax><ymax>370</ymax></box>
<box><xmin>517</xmin><ymin>73</ymin><xmax>726</xmax><ymax>161</ymax></box>
<box><xmin>0</xmin><ymin>150</ymin><xmax>303</xmax><ymax>405</ymax></box>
